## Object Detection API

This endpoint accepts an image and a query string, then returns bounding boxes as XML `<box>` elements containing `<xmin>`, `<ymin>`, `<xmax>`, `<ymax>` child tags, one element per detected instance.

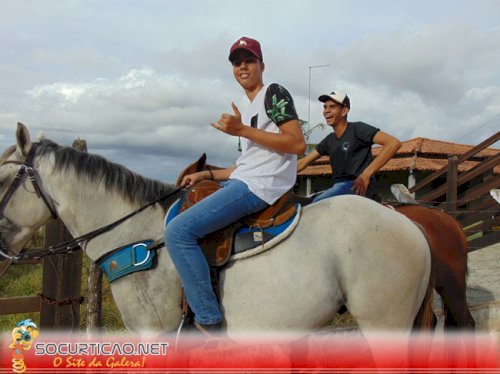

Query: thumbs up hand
<box><xmin>211</xmin><ymin>102</ymin><xmax>244</xmax><ymax>136</ymax></box>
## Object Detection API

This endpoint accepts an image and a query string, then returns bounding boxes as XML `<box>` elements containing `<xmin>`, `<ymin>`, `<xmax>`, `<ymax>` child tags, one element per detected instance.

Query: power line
<box><xmin>456</xmin><ymin>111</ymin><xmax>500</xmax><ymax>142</ymax></box>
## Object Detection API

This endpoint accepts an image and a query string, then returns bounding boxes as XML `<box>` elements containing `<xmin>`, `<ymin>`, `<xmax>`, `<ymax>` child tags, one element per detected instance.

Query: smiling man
<box><xmin>297</xmin><ymin>90</ymin><xmax>401</xmax><ymax>202</ymax></box>
<box><xmin>164</xmin><ymin>36</ymin><xmax>305</xmax><ymax>335</ymax></box>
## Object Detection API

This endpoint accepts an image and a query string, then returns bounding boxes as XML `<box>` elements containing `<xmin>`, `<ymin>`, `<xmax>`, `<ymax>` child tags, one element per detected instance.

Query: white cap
<box><xmin>318</xmin><ymin>91</ymin><xmax>350</xmax><ymax>108</ymax></box>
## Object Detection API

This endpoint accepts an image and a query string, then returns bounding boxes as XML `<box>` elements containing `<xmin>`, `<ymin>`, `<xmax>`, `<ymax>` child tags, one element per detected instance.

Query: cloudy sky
<box><xmin>1</xmin><ymin>0</ymin><xmax>499</xmax><ymax>183</ymax></box>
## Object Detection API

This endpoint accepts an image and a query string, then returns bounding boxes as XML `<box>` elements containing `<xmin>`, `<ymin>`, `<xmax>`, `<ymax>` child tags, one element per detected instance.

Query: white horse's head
<box><xmin>0</xmin><ymin>123</ymin><xmax>55</xmax><ymax>255</ymax></box>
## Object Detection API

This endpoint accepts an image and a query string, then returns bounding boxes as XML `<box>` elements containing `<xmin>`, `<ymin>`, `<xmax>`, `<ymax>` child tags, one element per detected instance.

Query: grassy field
<box><xmin>0</xmin><ymin>231</ymin><xmax>125</xmax><ymax>332</ymax></box>
<box><xmin>0</xmin><ymin>256</ymin><xmax>125</xmax><ymax>332</ymax></box>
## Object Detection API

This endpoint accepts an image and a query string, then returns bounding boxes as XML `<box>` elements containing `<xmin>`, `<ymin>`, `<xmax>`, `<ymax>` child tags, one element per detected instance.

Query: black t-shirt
<box><xmin>316</xmin><ymin>121</ymin><xmax>380</xmax><ymax>183</ymax></box>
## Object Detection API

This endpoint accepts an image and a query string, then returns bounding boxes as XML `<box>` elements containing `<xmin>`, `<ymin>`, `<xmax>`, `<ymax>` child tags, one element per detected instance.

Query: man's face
<box><xmin>231</xmin><ymin>50</ymin><xmax>264</xmax><ymax>90</ymax></box>
<box><xmin>323</xmin><ymin>100</ymin><xmax>347</xmax><ymax>127</ymax></box>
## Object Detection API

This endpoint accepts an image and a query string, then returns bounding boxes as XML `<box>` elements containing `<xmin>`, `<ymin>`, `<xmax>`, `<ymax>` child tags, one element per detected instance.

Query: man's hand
<box><xmin>180</xmin><ymin>171</ymin><xmax>208</xmax><ymax>188</ymax></box>
<box><xmin>352</xmin><ymin>174</ymin><xmax>370</xmax><ymax>196</ymax></box>
<box><xmin>211</xmin><ymin>102</ymin><xmax>244</xmax><ymax>136</ymax></box>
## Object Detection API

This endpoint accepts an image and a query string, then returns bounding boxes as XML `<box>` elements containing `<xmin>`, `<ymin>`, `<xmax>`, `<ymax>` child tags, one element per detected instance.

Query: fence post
<box><xmin>446</xmin><ymin>155</ymin><xmax>458</xmax><ymax>215</ymax></box>
<box><xmin>39</xmin><ymin>139</ymin><xmax>86</xmax><ymax>330</ymax></box>
<box><xmin>86</xmin><ymin>262</ymin><xmax>103</xmax><ymax>332</ymax></box>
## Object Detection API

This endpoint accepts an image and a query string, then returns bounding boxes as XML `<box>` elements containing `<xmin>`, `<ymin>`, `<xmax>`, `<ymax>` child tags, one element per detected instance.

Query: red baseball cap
<box><xmin>228</xmin><ymin>37</ymin><xmax>263</xmax><ymax>63</ymax></box>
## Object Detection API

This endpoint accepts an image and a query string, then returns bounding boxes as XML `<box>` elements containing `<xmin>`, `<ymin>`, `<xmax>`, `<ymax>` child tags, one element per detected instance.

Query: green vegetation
<box><xmin>0</xmin><ymin>231</ymin><xmax>124</xmax><ymax>331</ymax></box>
<box><xmin>0</xmin><ymin>262</ymin><xmax>42</xmax><ymax>330</ymax></box>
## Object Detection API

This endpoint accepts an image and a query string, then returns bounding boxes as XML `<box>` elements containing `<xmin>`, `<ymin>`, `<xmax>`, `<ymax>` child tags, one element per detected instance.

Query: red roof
<box><xmin>298</xmin><ymin>137</ymin><xmax>500</xmax><ymax>176</ymax></box>
<box><xmin>373</xmin><ymin>137</ymin><xmax>498</xmax><ymax>158</ymax></box>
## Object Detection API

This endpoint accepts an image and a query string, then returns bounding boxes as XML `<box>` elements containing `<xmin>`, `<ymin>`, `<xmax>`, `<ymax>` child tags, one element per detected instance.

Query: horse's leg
<box><xmin>344</xmin><ymin>243</ymin><xmax>432</xmax><ymax>332</ymax></box>
<box><xmin>395</xmin><ymin>206</ymin><xmax>475</xmax><ymax>331</ymax></box>
<box><xmin>432</xmin><ymin>231</ymin><xmax>475</xmax><ymax>330</ymax></box>
<box><xmin>347</xmin><ymin>272</ymin><xmax>432</xmax><ymax>333</ymax></box>
<box><xmin>437</xmin><ymin>276</ymin><xmax>475</xmax><ymax>330</ymax></box>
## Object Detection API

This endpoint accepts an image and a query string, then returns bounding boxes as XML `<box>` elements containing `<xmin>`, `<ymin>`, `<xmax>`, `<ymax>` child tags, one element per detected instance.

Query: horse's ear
<box><xmin>16</xmin><ymin>122</ymin><xmax>32</xmax><ymax>158</ymax></box>
<box><xmin>35</xmin><ymin>131</ymin><xmax>46</xmax><ymax>142</ymax></box>
<box><xmin>195</xmin><ymin>153</ymin><xmax>207</xmax><ymax>172</ymax></box>
<box><xmin>175</xmin><ymin>153</ymin><xmax>207</xmax><ymax>186</ymax></box>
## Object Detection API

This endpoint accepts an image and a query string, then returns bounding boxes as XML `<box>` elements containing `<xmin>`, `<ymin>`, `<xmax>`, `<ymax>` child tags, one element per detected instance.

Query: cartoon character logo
<box><xmin>9</xmin><ymin>319</ymin><xmax>39</xmax><ymax>374</ymax></box>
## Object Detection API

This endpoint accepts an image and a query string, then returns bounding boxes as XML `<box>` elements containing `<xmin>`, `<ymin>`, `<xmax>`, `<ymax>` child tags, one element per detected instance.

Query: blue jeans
<box><xmin>312</xmin><ymin>180</ymin><xmax>354</xmax><ymax>203</ymax></box>
<box><xmin>164</xmin><ymin>179</ymin><xmax>268</xmax><ymax>325</ymax></box>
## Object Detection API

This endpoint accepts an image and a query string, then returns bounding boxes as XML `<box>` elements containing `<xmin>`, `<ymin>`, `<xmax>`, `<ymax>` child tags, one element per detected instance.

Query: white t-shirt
<box><xmin>230</xmin><ymin>83</ymin><xmax>299</xmax><ymax>204</ymax></box>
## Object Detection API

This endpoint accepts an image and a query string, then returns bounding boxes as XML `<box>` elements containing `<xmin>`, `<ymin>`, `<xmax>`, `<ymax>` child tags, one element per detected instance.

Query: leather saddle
<box><xmin>175</xmin><ymin>154</ymin><xmax>297</xmax><ymax>267</ymax></box>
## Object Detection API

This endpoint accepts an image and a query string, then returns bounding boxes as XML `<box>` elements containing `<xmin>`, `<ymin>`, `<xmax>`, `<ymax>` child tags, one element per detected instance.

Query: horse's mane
<box><xmin>35</xmin><ymin>139</ymin><xmax>176</xmax><ymax>206</ymax></box>
<box><xmin>0</xmin><ymin>145</ymin><xmax>15</xmax><ymax>164</ymax></box>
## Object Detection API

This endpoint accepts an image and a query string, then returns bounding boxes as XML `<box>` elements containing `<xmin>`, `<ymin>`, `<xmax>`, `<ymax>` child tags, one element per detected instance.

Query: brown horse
<box><xmin>391</xmin><ymin>204</ymin><xmax>475</xmax><ymax>330</ymax></box>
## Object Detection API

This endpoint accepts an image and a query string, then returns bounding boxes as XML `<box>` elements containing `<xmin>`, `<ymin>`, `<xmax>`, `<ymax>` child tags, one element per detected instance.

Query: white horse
<box><xmin>0</xmin><ymin>123</ymin><xmax>432</xmax><ymax>335</ymax></box>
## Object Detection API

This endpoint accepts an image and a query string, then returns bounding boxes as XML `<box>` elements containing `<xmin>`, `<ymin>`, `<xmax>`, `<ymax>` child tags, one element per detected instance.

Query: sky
<box><xmin>1</xmin><ymin>0</ymin><xmax>499</xmax><ymax>183</ymax></box>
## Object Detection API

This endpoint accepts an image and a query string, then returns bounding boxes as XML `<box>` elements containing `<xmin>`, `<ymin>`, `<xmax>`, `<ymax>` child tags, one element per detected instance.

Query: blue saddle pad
<box><xmin>165</xmin><ymin>199</ymin><xmax>297</xmax><ymax>255</ymax></box>
<box><xmin>97</xmin><ymin>240</ymin><xmax>156</xmax><ymax>283</ymax></box>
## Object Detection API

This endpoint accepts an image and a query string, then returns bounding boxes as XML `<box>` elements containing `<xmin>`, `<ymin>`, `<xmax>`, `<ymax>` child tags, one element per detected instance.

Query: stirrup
<box><xmin>174</xmin><ymin>314</ymin><xmax>189</xmax><ymax>352</ymax></box>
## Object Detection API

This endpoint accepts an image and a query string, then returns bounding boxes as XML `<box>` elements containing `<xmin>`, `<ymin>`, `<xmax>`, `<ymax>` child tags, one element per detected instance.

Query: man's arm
<box><xmin>352</xmin><ymin>131</ymin><xmax>401</xmax><ymax>196</ymax></box>
<box><xmin>297</xmin><ymin>149</ymin><xmax>321</xmax><ymax>172</ymax></box>
<box><xmin>212</xmin><ymin>103</ymin><xmax>306</xmax><ymax>155</ymax></box>
<box><xmin>180</xmin><ymin>167</ymin><xmax>236</xmax><ymax>188</ymax></box>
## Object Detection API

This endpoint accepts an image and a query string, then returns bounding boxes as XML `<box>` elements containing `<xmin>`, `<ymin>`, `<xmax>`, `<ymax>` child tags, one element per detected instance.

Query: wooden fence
<box><xmin>408</xmin><ymin>131</ymin><xmax>500</xmax><ymax>251</ymax></box>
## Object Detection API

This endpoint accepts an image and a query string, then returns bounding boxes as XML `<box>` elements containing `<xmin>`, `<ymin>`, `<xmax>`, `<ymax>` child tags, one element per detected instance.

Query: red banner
<box><xmin>1</xmin><ymin>331</ymin><xmax>498</xmax><ymax>373</ymax></box>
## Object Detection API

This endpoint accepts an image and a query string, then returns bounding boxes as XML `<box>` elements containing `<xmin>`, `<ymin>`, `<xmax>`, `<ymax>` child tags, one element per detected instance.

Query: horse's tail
<box><xmin>412</xmin><ymin>221</ymin><xmax>436</xmax><ymax>332</ymax></box>
<box><xmin>408</xmin><ymin>271</ymin><xmax>435</xmax><ymax>368</ymax></box>
<box><xmin>414</xmin><ymin>271</ymin><xmax>435</xmax><ymax>331</ymax></box>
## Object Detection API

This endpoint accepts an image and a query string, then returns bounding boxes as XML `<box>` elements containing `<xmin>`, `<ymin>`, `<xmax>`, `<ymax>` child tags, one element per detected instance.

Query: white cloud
<box><xmin>3</xmin><ymin>67</ymin><xmax>242</xmax><ymax>181</ymax></box>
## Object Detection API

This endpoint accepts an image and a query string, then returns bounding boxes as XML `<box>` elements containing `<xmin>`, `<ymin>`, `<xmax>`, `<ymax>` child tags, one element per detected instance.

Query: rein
<box><xmin>0</xmin><ymin>142</ymin><xmax>182</xmax><ymax>261</ymax></box>
<box><xmin>5</xmin><ymin>187</ymin><xmax>181</xmax><ymax>261</ymax></box>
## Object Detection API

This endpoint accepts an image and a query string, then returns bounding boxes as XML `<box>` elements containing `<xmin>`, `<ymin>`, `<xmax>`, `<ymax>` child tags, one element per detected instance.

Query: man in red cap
<box><xmin>165</xmin><ymin>37</ymin><xmax>305</xmax><ymax>334</ymax></box>
<box><xmin>298</xmin><ymin>90</ymin><xmax>401</xmax><ymax>201</ymax></box>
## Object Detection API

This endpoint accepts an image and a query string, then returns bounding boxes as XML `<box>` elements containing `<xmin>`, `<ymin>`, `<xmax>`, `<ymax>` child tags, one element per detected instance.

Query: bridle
<box><xmin>0</xmin><ymin>142</ymin><xmax>58</xmax><ymax>219</ymax></box>
<box><xmin>0</xmin><ymin>142</ymin><xmax>181</xmax><ymax>261</ymax></box>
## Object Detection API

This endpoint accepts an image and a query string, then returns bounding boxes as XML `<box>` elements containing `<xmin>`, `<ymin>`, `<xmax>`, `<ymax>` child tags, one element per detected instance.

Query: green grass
<box><xmin>0</xmin><ymin>262</ymin><xmax>43</xmax><ymax>330</ymax></box>
<box><xmin>330</xmin><ymin>311</ymin><xmax>357</xmax><ymax>328</ymax></box>
<box><xmin>0</xmin><ymin>251</ymin><xmax>125</xmax><ymax>332</ymax></box>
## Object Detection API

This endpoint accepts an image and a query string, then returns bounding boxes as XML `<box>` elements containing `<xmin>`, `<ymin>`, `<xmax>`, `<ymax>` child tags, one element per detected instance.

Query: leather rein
<box><xmin>0</xmin><ymin>142</ymin><xmax>181</xmax><ymax>261</ymax></box>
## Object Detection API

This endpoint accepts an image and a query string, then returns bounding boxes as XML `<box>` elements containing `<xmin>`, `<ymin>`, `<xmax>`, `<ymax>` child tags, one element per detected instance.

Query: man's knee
<box><xmin>164</xmin><ymin>216</ymin><xmax>188</xmax><ymax>244</ymax></box>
